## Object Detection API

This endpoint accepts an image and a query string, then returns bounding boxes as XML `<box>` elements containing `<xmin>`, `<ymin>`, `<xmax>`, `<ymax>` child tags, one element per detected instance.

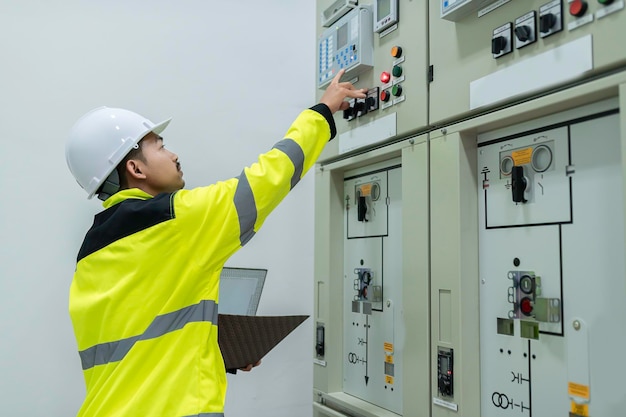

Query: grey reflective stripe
<box><xmin>79</xmin><ymin>300</ymin><xmax>218</xmax><ymax>370</ymax></box>
<box><xmin>234</xmin><ymin>171</ymin><xmax>257</xmax><ymax>246</ymax></box>
<box><xmin>272</xmin><ymin>138</ymin><xmax>305</xmax><ymax>190</ymax></box>
<box><xmin>182</xmin><ymin>414</ymin><xmax>225</xmax><ymax>417</ymax></box>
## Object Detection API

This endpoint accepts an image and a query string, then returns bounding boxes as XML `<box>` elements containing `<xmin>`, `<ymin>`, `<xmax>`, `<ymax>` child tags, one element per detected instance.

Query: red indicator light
<box><xmin>569</xmin><ymin>0</ymin><xmax>587</xmax><ymax>17</ymax></box>
<box><xmin>380</xmin><ymin>71</ymin><xmax>391</xmax><ymax>84</ymax></box>
<box><xmin>520</xmin><ymin>297</ymin><xmax>533</xmax><ymax>315</ymax></box>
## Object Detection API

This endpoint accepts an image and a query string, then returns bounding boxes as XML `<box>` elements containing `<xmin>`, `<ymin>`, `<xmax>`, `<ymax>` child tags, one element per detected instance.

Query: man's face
<box><xmin>136</xmin><ymin>132</ymin><xmax>185</xmax><ymax>195</ymax></box>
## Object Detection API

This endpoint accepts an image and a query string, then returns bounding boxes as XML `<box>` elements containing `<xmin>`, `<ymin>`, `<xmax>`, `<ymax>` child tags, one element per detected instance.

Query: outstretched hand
<box><xmin>319</xmin><ymin>69</ymin><xmax>368</xmax><ymax>114</ymax></box>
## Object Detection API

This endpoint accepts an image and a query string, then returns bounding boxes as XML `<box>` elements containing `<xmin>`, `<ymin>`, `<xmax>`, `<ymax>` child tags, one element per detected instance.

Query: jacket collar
<box><xmin>103</xmin><ymin>188</ymin><xmax>153</xmax><ymax>209</ymax></box>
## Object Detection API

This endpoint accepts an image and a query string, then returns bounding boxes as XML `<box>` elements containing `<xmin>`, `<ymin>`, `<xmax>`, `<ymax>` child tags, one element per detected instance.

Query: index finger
<box><xmin>331</xmin><ymin>69</ymin><xmax>346</xmax><ymax>85</ymax></box>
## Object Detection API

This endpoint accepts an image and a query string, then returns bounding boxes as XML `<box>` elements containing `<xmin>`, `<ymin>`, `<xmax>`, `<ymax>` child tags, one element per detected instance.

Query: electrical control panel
<box><xmin>318</xmin><ymin>5</ymin><xmax>374</xmax><ymax>89</ymax></box>
<box><xmin>342</xmin><ymin>164</ymin><xmax>403</xmax><ymax>414</ymax></box>
<box><xmin>314</xmin><ymin>1</ymin><xmax>626</xmax><ymax>417</ymax></box>
<box><xmin>316</xmin><ymin>0</ymin><xmax>429</xmax><ymax>162</ymax></box>
<box><xmin>313</xmin><ymin>146</ymin><xmax>431</xmax><ymax>417</ymax></box>
<box><xmin>429</xmin><ymin>0</ymin><xmax>626</xmax><ymax>125</ymax></box>
<box><xmin>476</xmin><ymin>99</ymin><xmax>626</xmax><ymax>417</ymax></box>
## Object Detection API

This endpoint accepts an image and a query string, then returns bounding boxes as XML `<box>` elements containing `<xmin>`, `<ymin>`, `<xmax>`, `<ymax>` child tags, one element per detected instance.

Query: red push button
<box><xmin>520</xmin><ymin>297</ymin><xmax>533</xmax><ymax>316</ymax></box>
<box><xmin>380</xmin><ymin>90</ymin><xmax>391</xmax><ymax>102</ymax></box>
<box><xmin>569</xmin><ymin>0</ymin><xmax>588</xmax><ymax>17</ymax></box>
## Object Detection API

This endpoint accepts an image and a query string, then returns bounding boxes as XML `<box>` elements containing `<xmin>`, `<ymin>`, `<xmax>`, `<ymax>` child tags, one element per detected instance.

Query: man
<box><xmin>65</xmin><ymin>70</ymin><xmax>366</xmax><ymax>417</ymax></box>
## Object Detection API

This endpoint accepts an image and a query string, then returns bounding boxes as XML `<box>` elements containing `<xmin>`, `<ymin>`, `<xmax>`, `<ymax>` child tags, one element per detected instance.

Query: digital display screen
<box><xmin>440</xmin><ymin>356</ymin><xmax>448</xmax><ymax>370</ymax></box>
<box><xmin>336</xmin><ymin>23</ymin><xmax>348</xmax><ymax>50</ymax></box>
<box><xmin>378</xmin><ymin>0</ymin><xmax>391</xmax><ymax>19</ymax></box>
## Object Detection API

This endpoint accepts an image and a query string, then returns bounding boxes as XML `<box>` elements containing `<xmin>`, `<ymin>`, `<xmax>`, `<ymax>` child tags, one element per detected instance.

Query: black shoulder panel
<box><xmin>77</xmin><ymin>193</ymin><xmax>175</xmax><ymax>262</ymax></box>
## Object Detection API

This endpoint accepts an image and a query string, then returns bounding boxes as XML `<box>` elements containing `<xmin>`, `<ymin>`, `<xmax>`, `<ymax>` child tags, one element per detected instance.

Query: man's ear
<box><xmin>126</xmin><ymin>159</ymin><xmax>146</xmax><ymax>180</ymax></box>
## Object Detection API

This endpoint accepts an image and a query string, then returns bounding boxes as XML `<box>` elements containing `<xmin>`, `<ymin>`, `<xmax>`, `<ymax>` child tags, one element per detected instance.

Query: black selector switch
<box><xmin>438</xmin><ymin>348</ymin><xmax>454</xmax><ymax>397</ymax></box>
<box><xmin>492</xmin><ymin>22</ymin><xmax>512</xmax><ymax>58</ymax></box>
<box><xmin>514</xmin><ymin>11</ymin><xmax>537</xmax><ymax>49</ymax></box>
<box><xmin>514</xmin><ymin>26</ymin><xmax>531</xmax><ymax>42</ymax></box>
<box><xmin>540</xmin><ymin>13</ymin><xmax>557</xmax><ymax>33</ymax></box>
<box><xmin>539</xmin><ymin>1</ymin><xmax>563</xmax><ymax>38</ymax></box>
<box><xmin>491</xmin><ymin>36</ymin><xmax>507</xmax><ymax>54</ymax></box>
<box><xmin>343</xmin><ymin>101</ymin><xmax>358</xmax><ymax>121</ymax></box>
<box><xmin>511</xmin><ymin>165</ymin><xmax>527</xmax><ymax>204</ymax></box>
<box><xmin>355</xmin><ymin>100</ymin><xmax>366</xmax><ymax>117</ymax></box>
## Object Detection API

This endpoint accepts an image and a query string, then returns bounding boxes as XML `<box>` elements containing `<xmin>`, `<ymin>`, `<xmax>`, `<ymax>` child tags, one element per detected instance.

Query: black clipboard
<box><xmin>218</xmin><ymin>314</ymin><xmax>309</xmax><ymax>370</ymax></box>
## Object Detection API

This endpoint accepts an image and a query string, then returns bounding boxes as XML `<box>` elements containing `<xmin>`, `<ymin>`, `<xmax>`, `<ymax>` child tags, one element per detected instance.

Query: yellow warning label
<box><xmin>359</xmin><ymin>183</ymin><xmax>372</xmax><ymax>196</ymax></box>
<box><xmin>385</xmin><ymin>375</ymin><xmax>394</xmax><ymax>384</ymax></box>
<box><xmin>570</xmin><ymin>401</ymin><xmax>589</xmax><ymax>416</ymax></box>
<box><xmin>385</xmin><ymin>354</ymin><xmax>394</xmax><ymax>364</ymax></box>
<box><xmin>511</xmin><ymin>147</ymin><xmax>532</xmax><ymax>166</ymax></box>
<box><xmin>568</xmin><ymin>382</ymin><xmax>590</xmax><ymax>399</ymax></box>
<box><xmin>384</xmin><ymin>342</ymin><xmax>393</xmax><ymax>352</ymax></box>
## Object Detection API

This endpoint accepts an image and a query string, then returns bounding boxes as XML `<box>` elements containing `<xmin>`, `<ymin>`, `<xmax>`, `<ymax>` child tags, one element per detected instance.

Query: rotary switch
<box><xmin>514</xmin><ymin>25</ymin><xmax>532</xmax><ymax>42</ymax></box>
<box><xmin>491</xmin><ymin>36</ymin><xmax>508</xmax><ymax>54</ymax></box>
<box><xmin>569</xmin><ymin>0</ymin><xmax>588</xmax><ymax>17</ymax></box>
<box><xmin>540</xmin><ymin>13</ymin><xmax>557</xmax><ymax>34</ymax></box>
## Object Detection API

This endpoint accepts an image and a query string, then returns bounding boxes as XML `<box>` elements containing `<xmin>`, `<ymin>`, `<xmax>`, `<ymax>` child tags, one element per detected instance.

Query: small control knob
<box><xmin>380</xmin><ymin>90</ymin><xmax>391</xmax><ymax>102</ymax></box>
<box><xmin>392</xmin><ymin>65</ymin><xmax>403</xmax><ymax>77</ymax></box>
<box><xmin>391</xmin><ymin>46</ymin><xmax>403</xmax><ymax>58</ymax></box>
<box><xmin>391</xmin><ymin>84</ymin><xmax>402</xmax><ymax>97</ymax></box>
<box><xmin>491</xmin><ymin>36</ymin><xmax>507</xmax><ymax>54</ymax></box>
<box><xmin>569</xmin><ymin>0</ymin><xmax>588</xmax><ymax>17</ymax></box>
<box><xmin>514</xmin><ymin>25</ymin><xmax>531</xmax><ymax>42</ymax></box>
<box><xmin>439</xmin><ymin>377</ymin><xmax>452</xmax><ymax>396</ymax></box>
<box><xmin>540</xmin><ymin>13</ymin><xmax>557</xmax><ymax>33</ymax></box>
<box><xmin>343</xmin><ymin>103</ymin><xmax>357</xmax><ymax>120</ymax></box>
<box><xmin>365</xmin><ymin>96</ymin><xmax>376</xmax><ymax>110</ymax></box>
<box><xmin>355</xmin><ymin>101</ymin><xmax>366</xmax><ymax>116</ymax></box>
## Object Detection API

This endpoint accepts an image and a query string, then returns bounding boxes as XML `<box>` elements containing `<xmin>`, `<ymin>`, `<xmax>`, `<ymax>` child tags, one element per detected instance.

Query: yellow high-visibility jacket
<box><xmin>69</xmin><ymin>104</ymin><xmax>335</xmax><ymax>417</ymax></box>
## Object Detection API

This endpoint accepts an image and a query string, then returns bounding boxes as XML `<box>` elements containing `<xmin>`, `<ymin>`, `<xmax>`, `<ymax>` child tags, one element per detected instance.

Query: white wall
<box><xmin>0</xmin><ymin>1</ymin><xmax>315</xmax><ymax>416</ymax></box>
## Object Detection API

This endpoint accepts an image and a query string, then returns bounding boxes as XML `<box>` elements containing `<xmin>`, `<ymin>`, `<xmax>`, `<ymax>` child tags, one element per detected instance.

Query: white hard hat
<box><xmin>66</xmin><ymin>107</ymin><xmax>171</xmax><ymax>199</ymax></box>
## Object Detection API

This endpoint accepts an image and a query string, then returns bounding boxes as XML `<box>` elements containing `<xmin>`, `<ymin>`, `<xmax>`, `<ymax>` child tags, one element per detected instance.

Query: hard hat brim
<box><xmin>151</xmin><ymin>118</ymin><xmax>172</xmax><ymax>136</ymax></box>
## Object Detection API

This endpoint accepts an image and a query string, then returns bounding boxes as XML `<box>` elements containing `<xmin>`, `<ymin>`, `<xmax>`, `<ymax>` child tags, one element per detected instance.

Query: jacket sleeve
<box><xmin>173</xmin><ymin>104</ymin><xmax>336</xmax><ymax>268</ymax></box>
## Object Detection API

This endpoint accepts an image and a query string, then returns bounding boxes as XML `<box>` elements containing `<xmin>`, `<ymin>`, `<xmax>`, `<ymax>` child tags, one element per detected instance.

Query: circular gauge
<box><xmin>531</xmin><ymin>145</ymin><xmax>553</xmax><ymax>172</ymax></box>
<box><xmin>500</xmin><ymin>155</ymin><xmax>514</xmax><ymax>176</ymax></box>
<box><xmin>519</xmin><ymin>275</ymin><xmax>534</xmax><ymax>294</ymax></box>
